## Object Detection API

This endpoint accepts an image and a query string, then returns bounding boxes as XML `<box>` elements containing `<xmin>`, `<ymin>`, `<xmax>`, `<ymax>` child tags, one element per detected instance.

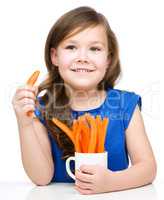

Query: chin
<box><xmin>64</xmin><ymin>79</ymin><xmax>99</xmax><ymax>91</ymax></box>
<box><xmin>71</xmin><ymin>83</ymin><xmax>96</xmax><ymax>91</ymax></box>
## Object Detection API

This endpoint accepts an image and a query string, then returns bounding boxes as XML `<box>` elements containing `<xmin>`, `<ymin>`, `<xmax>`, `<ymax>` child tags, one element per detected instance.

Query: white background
<box><xmin>0</xmin><ymin>0</ymin><xmax>163</xmax><ymax>187</ymax></box>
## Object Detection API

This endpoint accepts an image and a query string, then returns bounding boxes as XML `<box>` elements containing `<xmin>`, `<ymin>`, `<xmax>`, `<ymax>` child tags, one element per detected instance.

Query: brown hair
<box><xmin>37</xmin><ymin>6</ymin><xmax>121</xmax><ymax>159</ymax></box>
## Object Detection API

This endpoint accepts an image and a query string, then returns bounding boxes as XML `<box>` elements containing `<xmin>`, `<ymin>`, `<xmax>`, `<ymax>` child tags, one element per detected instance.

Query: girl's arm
<box><xmin>109</xmin><ymin>105</ymin><xmax>157</xmax><ymax>190</ymax></box>
<box><xmin>18</xmin><ymin>119</ymin><xmax>54</xmax><ymax>186</ymax></box>
<box><xmin>12</xmin><ymin>85</ymin><xmax>54</xmax><ymax>186</ymax></box>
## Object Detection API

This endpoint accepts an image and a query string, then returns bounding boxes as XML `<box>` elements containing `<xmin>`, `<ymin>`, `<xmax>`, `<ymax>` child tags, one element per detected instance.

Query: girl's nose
<box><xmin>76</xmin><ymin>48</ymin><xmax>89</xmax><ymax>63</ymax></box>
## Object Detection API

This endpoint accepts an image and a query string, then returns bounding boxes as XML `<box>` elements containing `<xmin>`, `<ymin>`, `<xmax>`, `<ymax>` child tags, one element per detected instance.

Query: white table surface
<box><xmin>0</xmin><ymin>179</ymin><xmax>163</xmax><ymax>200</ymax></box>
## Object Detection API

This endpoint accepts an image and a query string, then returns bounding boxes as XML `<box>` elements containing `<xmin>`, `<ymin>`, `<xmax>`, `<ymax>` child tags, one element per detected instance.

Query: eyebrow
<box><xmin>65</xmin><ymin>40</ymin><xmax>106</xmax><ymax>47</ymax></box>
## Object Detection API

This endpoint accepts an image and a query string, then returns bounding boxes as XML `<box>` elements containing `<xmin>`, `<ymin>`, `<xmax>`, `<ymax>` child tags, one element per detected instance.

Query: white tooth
<box><xmin>74</xmin><ymin>69</ymin><xmax>92</xmax><ymax>72</ymax></box>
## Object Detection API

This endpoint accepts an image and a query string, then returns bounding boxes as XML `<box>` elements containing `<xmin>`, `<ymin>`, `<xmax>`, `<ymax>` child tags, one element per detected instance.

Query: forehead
<box><xmin>62</xmin><ymin>25</ymin><xmax>108</xmax><ymax>46</ymax></box>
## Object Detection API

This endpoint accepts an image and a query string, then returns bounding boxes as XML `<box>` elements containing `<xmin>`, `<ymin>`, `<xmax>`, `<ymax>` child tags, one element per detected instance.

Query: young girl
<box><xmin>12</xmin><ymin>6</ymin><xmax>157</xmax><ymax>195</ymax></box>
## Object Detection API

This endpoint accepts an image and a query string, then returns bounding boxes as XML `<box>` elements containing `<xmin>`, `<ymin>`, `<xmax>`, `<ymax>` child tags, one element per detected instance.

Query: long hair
<box><xmin>37</xmin><ymin>6</ymin><xmax>121</xmax><ymax>159</ymax></box>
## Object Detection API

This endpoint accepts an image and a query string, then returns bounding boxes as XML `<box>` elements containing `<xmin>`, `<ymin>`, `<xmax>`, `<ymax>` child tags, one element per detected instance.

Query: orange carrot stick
<box><xmin>72</xmin><ymin>119</ymin><xmax>78</xmax><ymax>141</ymax></box>
<box><xmin>80</xmin><ymin>129</ymin><xmax>85</xmax><ymax>153</ymax></box>
<box><xmin>86</xmin><ymin>114</ymin><xmax>97</xmax><ymax>153</ymax></box>
<box><xmin>80</xmin><ymin>122</ymin><xmax>90</xmax><ymax>153</ymax></box>
<box><xmin>78</xmin><ymin>116</ymin><xmax>90</xmax><ymax>153</ymax></box>
<box><xmin>95</xmin><ymin>115</ymin><xmax>102</xmax><ymax>153</ymax></box>
<box><xmin>26</xmin><ymin>70</ymin><xmax>40</xmax><ymax>86</ymax></box>
<box><xmin>98</xmin><ymin>117</ymin><xmax>109</xmax><ymax>152</ymax></box>
<box><xmin>75</xmin><ymin>122</ymin><xmax>82</xmax><ymax>152</ymax></box>
<box><xmin>52</xmin><ymin>118</ymin><xmax>75</xmax><ymax>145</ymax></box>
<box><xmin>26</xmin><ymin>70</ymin><xmax>40</xmax><ymax>117</ymax></box>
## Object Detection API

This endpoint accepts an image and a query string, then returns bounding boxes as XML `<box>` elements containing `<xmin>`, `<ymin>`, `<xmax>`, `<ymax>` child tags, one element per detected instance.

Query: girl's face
<box><xmin>51</xmin><ymin>25</ymin><xmax>110</xmax><ymax>91</ymax></box>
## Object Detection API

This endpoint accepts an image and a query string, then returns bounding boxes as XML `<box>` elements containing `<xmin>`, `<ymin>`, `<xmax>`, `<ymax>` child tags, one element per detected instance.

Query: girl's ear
<box><xmin>50</xmin><ymin>48</ymin><xmax>59</xmax><ymax>66</ymax></box>
<box><xmin>106</xmin><ymin>58</ymin><xmax>111</xmax><ymax>70</ymax></box>
<box><xmin>107</xmin><ymin>58</ymin><xmax>111</xmax><ymax>65</ymax></box>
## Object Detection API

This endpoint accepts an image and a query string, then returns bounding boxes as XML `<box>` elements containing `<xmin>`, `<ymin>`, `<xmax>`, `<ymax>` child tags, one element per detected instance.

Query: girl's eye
<box><xmin>90</xmin><ymin>47</ymin><xmax>101</xmax><ymax>51</ymax></box>
<box><xmin>65</xmin><ymin>45</ymin><xmax>76</xmax><ymax>50</ymax></box>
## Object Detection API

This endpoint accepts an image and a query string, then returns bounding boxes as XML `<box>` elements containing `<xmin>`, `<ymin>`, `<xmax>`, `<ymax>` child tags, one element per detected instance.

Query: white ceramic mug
<box><xmin>66</xmin><ymin>151</ymin><xmax>108</xmax><ymax>180</ymax></box>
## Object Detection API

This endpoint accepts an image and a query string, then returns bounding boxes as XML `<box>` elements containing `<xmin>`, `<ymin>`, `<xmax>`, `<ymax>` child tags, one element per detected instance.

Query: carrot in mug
<box><xmin>98</xmin><ymin>117</ymin><xmax>109</xmax><ymax>153</ymax></box>
<box><xmin>26</xmin><ymin>70</ymin><xmax>40</xmax><ymax>117</ymax></box>
<box><xmin>78</xmin><ymin>116</ymin><xmax>90</xmax><ymax>153</ymax></box>
<box><xmin>72</xmin><ymin>119</ymin><xmax>78</xmax><ymax>141</ymax></box>
<box><xmin>80</xmin><ymin>122</ymin><xmax>90</xmax><ymax>153</ymax></box>
<box><xmin>95</xmin><ymin>115</ymin><xmax>102</xmax><ymax>153</ymax></box>
<box><xmin>52</xmin><ymin>118</ymin><xmax>75</xmax><ymax>145</ymax></box>
<box><xmin>86</xmin><ymin>114</ymin><xmax>97</xmax><ymax>153</ymax></box>
<box><xmin>80</xmin><ymin>129</ymin><xmax>85</xmax><ymax>153</ymax></box>
<box><xmin>75</xmin><ymin>121</ymin><xmax>82</xmax><ymax>152</ymax></box>
<box><xmin>76</xmin><ymin>116</ymin><xmax>85</xmax><ymax>152</ymax></box>
<box><xmin>72</xmin><ymin>119</ymin><xmax>81</xmax><ymax>152</ymax></box>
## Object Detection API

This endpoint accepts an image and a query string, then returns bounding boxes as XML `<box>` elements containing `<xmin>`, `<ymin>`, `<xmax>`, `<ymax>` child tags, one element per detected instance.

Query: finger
<box><xmin>74</xmin><ymin>185</ymin><xmax>93</xmax><ymax>195</ymax></box>
<box><xmin>16</xmin><ymin>84</ymin><xmax>36</xmax><ymax>94</ymax></box>
<box><xmin>75</xmin><ymin>179</ymin><xmax>92</xmax><ymax>190</ymax></box>
<box><xmin>34</xmin><ymin>86</ymin><xmax>38</xmax><ymax>96</ymax></box>
<box><xmin>80</xmin><ymin>165</ymin><xmax>96</xmax><ymax>175</ymax></box>
<box><xmin>75</xmin><ymin>170</ymin><xmax>93</xmax><ymax>183</ymax></box>
<box><xmin>22</xmin><ymin>104</ymin><xmax>35</xmax><ymax>113</ymax></box>
<box><xmin>13</xmin><ymin>98</ymin><xmax>35</xmax><ymax>110</ymax></box>
<box><xmin>15</xmin><ymin>90</ymin><xmax>36</xmax><ymax>101</ymax></box>
<box><xmin>19</xmin><ymin>98</ymin><xmax>35</xmax><ymax>107</ymax></box>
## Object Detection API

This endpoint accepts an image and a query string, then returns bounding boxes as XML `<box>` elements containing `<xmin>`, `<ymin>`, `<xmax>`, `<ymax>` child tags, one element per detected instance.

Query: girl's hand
<box><xmin>75</xmin><ymin>164</ymin><xmax>113</xmax><ymax>195</ymax></box>
<box><xmin>12</xmin><ymin>84</ymin><xmax>38</xmax><ymax>126</ymax></box>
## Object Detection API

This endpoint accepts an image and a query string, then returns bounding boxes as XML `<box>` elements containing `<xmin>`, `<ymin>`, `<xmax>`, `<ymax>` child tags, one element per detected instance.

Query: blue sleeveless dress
<box><xmin>34</xmin><ymin>88</ymin><xmax>141</xmax><ymax>183</ymax></box>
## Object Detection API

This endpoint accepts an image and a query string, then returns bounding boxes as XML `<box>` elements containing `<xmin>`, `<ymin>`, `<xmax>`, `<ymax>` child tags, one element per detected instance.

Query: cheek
<box><xmin>93</xmin><ymin>55</ymin><xmax>108</xmax><ymax>69</ymax></box>
<box><xmin>58</xmin><ymin>52</ymin><xmax>75</xmax><ymax>69</ymax></box>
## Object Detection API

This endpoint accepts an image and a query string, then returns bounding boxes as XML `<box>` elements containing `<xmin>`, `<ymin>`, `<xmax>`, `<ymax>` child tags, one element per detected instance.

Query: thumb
<box><xmin>80</xmin><ymin>164</ymin><xmax>96</xmax><ymax>175</ymax></box>
<box><xmin>34</xmin><ymin>86</ymin><xmax>38</xmax><ymax>96</ymax></box>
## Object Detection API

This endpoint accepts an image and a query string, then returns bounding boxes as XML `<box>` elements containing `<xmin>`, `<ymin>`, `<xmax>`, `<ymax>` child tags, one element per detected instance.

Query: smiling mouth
<box><xmin>71</xmin><ymin>68</ymin><xmax>95</xmax><ymax>73</ymax></box>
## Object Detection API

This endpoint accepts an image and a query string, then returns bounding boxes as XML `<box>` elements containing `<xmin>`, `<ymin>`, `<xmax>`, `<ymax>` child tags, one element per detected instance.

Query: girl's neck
<box><xmin>68</xmin><ymin>88</ymin><xmax>106</xmax><ymax>111</ymax></box>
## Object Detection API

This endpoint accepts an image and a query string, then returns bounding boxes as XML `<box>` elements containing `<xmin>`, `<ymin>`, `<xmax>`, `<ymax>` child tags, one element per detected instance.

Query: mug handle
<box><xmin>66</xmin><ymin>156</ymin><xmax>75</xmax><ymax>180</ymax></box>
